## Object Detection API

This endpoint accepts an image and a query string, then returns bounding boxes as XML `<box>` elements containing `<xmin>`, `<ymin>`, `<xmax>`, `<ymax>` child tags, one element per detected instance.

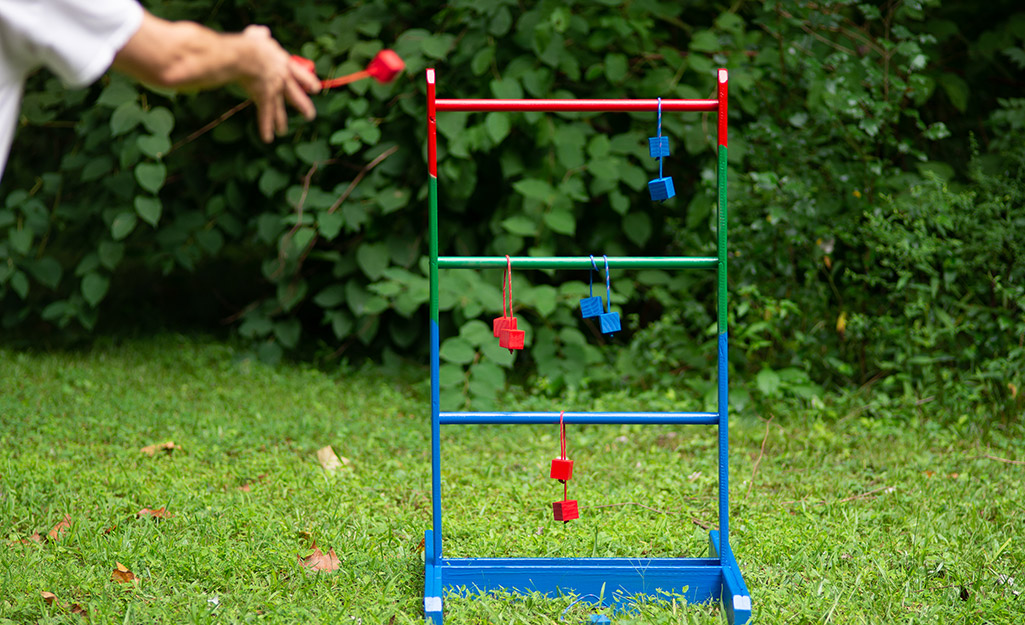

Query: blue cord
<box><xmin>657</xmin><ymin>97</ymin><xmax>663</xmax><ymax>179</ymax></box>
<box><xmin>603</xmin><ymin>255</ymin><xmax>611</xmax><ymax>314</ymax></box>
<box><xmin>589</xmin><ymin>254</ymin><xmax>597</xmax><ymax>298</ymax></box>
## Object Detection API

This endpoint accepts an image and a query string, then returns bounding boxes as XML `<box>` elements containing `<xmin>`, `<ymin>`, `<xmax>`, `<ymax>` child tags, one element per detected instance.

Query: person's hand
<box><xmin>238</xmin><ymin>25</ymin><xmax>321</xmax><ymax>142</ymax></box>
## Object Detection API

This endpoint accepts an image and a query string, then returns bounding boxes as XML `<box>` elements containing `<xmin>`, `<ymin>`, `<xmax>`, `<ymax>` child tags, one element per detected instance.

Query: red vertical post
<box><xmin>427</xmin><ymin>69</ymin><xmax>437</xmax><ymax>178</ymax></box>
<box><xmin>717</xmin><ymin>68</ymin><xmax>728</xmax><ymax>148</ymax></box>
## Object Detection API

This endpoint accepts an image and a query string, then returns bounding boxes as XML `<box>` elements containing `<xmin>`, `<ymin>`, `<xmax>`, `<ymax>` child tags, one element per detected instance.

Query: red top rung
<box><xmin>434</xmin><ymin>99</ymin><xmax>718</xmax><ymax>113</ymax></box>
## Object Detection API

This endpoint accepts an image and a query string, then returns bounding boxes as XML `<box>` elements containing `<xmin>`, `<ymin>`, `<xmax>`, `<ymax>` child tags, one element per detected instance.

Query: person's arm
<box><xmin>112</xmin><ymin>11</ymin><xmax>320</xmax><ymax>142</ymax></box>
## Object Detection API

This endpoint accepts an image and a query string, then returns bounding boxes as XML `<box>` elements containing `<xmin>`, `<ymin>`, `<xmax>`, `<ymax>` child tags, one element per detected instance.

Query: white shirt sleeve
<box><xmin>0</xmin><ymin>0</ymin><xmax>144</xmax><ymax>88</ymax></box>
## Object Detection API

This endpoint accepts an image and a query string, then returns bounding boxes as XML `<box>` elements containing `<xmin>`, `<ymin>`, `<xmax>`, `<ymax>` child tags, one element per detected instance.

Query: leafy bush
<box><xmin>1</xmin><ymin>0</ymin><xmax>1023</xmax><ymax>414</ymax></box>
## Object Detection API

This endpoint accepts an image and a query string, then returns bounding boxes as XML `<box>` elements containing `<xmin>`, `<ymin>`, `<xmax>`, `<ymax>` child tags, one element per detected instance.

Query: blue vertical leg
<box><xmin>717</xmin><ymin>331</ymin><xmax>728</xmax><ymax>558</ymax></box>
<box><xmin>427</xmin><ymin>320</ymin><xmax>443</xmax><ymax>623</ymax></box>
<box><xmin>424</xmin><ymin>529</ymin><xmax>443</xmax><ymax>623</ymax></box>
<box><xmin>709</xmin><ymin>531</ymin><xmax>752</xmax><ymax>625</ymax></box>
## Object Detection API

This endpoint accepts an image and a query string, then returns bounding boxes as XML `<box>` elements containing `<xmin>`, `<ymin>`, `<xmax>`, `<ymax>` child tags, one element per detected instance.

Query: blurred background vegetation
<box><xmin>1</xmin><ymin>0</ymin><xmax>1022</xmax><ymax>419</ymax></box>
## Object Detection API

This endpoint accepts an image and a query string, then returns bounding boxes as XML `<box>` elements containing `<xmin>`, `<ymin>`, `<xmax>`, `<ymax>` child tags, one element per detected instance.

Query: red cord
<box><xmin>559</xmin><ymin>410</ymin><xmax>566</xmax><ymax>459</ymax></box>
<box><xmin>505</xmin><ymin>255</ymin><xmax>513</xmax><ymax>318</ymax></box>
<box><xmin>560</xmin><ymin>410</ymin><xmax>568</xmax><ymax>499</ymax></box>
<box><xmin>501</xmin><ymin>256</ymin><xmax>508</xmax><ymax>318</ymax></box>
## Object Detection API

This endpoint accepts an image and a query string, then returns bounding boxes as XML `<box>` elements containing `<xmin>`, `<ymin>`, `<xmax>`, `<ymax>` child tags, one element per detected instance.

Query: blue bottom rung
<box><xmin>424</xmin><ymin>530</ymin><xmax>751</xmax><ymax>623</ymax></box>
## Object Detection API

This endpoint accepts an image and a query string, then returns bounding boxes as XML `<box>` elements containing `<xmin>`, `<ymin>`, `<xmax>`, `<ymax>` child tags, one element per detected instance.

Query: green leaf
<box><xmin>277</xmin><ymin>278</ymin><xmax>308</xmax><ymax>312</ymax></box>
<box><xmin>471</xmin><ymin>47</ymin><xmax>494</xmax><ymax>76</ymax></box>
<box><xmin>756</xmin><ymin>368</ymin><xmax>781</xmax><ymax>396</ymax></box>
<box><xmin>134</xmin><ymin>162</ymin><xmax>166</xmax><ymax>194</ymax></box>
<box><xmin>690</xmin><ymin>30</ymin><xmax>719</xmax><ymax>53</ymax></box>
<box><xmin>239</xmin><ymin>313</ymin><xmax>272</xmax><ymax>338</ymax></box>
<box><xmin>142</xmin><ymin>107</ymin><xmax>175</xmax><ymax>136</ymax></box>
<box><xmin>27</xmin><ymin>257</ymin><xmax>62</xmax><ymax>289</ymax></box>
<box><xmin>439</xmin><ymin>363</ymin><xmax>465</xmax><ymax>388</ymax></box>
<box><xmin>97</xmin><ymin>79</ymin><xmax>137</xmax><ymax>108</ymax></box>
<box><xmin>512</xmin><ymin>178</ymin><xmax>554</xmax><ymax>200</ymax></box>
<box><xmin>318</xmin><ymin>212</ymin><xmax>344</xmax><ymax>241</ymax></box>
<box><xmin>10</xmin><ymin>270</ymin><xmax>29</xmax><ymax>299</ymax></box>
<box><xmin>377</xmin><ymin>187</ymin><xmax>410</xmax><ymax>214</ymax></box>
<box><xmin>623</xmin><ymin>212</ymin><xmax>652</xmax><ymax>246</ymax></box>
<box><xmin>939</xmin><ymin>73</ymin><xmax>968</xmax><ymax>112</ymax></box>
<box><xmin>259</xmin><ymin>169</ymin><xmax>290</xmax><ymax>197</ymax></box>
<box><xmin>274</xmin><ymin>319</ymin><xmax>302</xmax><ymax>348</ymax></box>
<box><xmin>98</xmin><ymin>241</ymin><xmax>124</xmax><ymax>269</ymax></box>
<box><xmin>110</xmin><ymin>101</ymin><xmax>143</xmax><ymax>136</ymax></box>
<box><xmin>490</xmin><ymin>77</ymin><xmax>523</xmax><ymax>99</ymax></box>
<box><xmin>715</xmin><ymin>12</ymin><xmax>744</xmax><ymax>33</ymax></box>
<box><xmin>296</xmin><ymin>140</ymin><xmax>330</xmax><ymax>165</ymax></box>
<box><xmin>9</xmin><ymin>228</ymin><xmax>32</xmax><ymax>255</ymax></box>
<box><xmin>314</xmin><ymin>285</ymin><xmax>346</xmax><ymax>308</ymax></box>
<box><xmin>328</xmin><ymin>310</ymin><xmax>354</xmax><ymax>338</ymax></box>
<box><xmin>257</xmin><ymin>340</ymin><xmax>283</xmax><ymax>365</ymax></box>
<box><xmin>196</xmin><ymin>229</ymin><xmax>224</xmax><ymax>254</ymax></box>
<box><xmin>421</xmin><ymin>34</ymin><xmax>455</xmax><ymax>59</ymax></box>
<box><xmin>543</xmin><ymin>209</ymin><xmax>575</xmax><ymax>235</ymax></box>
<box><xmin>356</xmin><ymin>243</ymin><xmax>389</xmax><ymax>280</ymax></box>
<box><xmin>470</xmin><ymin>361</ymin><xmax>505</xmax><ymax>390</ymax></box>
<box><xmin>440</xmin><ymin>337</ymin><xmax>476</xmax><ymax>365</ymax></box>
<box><xmin>604</xmin><ymin>53</ymin><xmax>628</xmax><ymax>83</ymax></box>
<box><xmin>459</xmin><ymin>320</ymin><xmax>494</xmax><ymax>347</ymax></box>
<box><xmin>501</xmin><ymin>216</ymin><xmax>536</xmax><ymax>236</ymax></box>
<box><xmin>134</xmin><ymin>196</ymin><xmax>162</xmax><ymax>227</ymax></box>
<box><xmin>81</xmin><ymin>272</ymin><xmax>110</xmax><ymax>306</ymax></box>
<box><xmin>489</xmin><ymin>7</ymin><xmax>513</xmax><ymax>36</ymax></box>
<box><xmin>528</xmin><ymin>285</ymin><xmax>557</xmax><ymax>316</ymax></box>
<box><xmin>110</xmin><ymin>212</ymin><xmax>138</xmax><ymax>241</ymax></box>
<box><xmin>81</xmin><ymin>156</ymin><xmax>113</xmax><ymax>182</ymax></box>
<box><xmin>136</xmin><ymin>134</ymin><xmax>171</xmax><ymax>159</ymax></box>
<box><xmin>485</xmin><ymin>112</ymin><xmax>511</xmax><ymax>144</ymax></box>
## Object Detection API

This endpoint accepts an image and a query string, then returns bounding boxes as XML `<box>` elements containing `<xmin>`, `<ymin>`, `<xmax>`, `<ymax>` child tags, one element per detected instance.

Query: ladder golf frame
<box><xmin>424</xmin><ymin>68</ymin><xmax>751</xmax><ymax>624</ymax></box>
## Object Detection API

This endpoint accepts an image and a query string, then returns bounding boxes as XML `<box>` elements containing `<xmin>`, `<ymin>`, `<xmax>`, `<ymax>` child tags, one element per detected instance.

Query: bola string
<box><xmin>603</xmin><ymin>255</ymin><xmax>612</xmax><ymax>314</ymax></box>
<box><xmin>559</xmin><ymin>410</ymin><xmax>567</xmax><ymax>460</ymax></box>
<box><xmin>657</xmin><ymin>97</ymin><xmax>664</xmax><ymax>180</ymax></box>
<box><xmin>501</xmin><ymin>255</ymin><xmax>508</xmax><ymax>319</ymax></box>
<box><xmin>559</xmin><ymin>410</ymin><xmax>568</xmax><ymax>500</ymax></box>
<box><xmin>589</xmin><ymin>254</ymin><xmax>599</xmax><ymax>298</ymax></box>
<box><xmin>506</xmin><ymin>255</ymin><xmax>513</xmax><ymax>318</ymax></box>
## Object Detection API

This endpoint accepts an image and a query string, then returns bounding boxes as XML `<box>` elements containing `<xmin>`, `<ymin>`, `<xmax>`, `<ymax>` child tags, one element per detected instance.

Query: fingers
<box><xmin>242</xmin><ymin>26</ymin><xmax>320</xmax><ymax>142</ymax></box>
<box><xmin>289</xmin><ymin>59</ymin><xmax>322</xmax><ymax>95</ymax></box>
<box><xmin>257</xmin><ymin>101</ymin><xmax>274</xmax><ymax>143</ymax></box>
<box><xmin>275</xmin><ymin>97</ymin><xmax>288</xmax><ymax>138</ymax></box>
<box><xmin>285</xmin><ymin>78</ymin><xmax>316</xmax><ymax>121</ymax></box>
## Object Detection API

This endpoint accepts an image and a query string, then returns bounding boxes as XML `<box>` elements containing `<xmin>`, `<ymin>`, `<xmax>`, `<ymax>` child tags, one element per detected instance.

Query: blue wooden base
<box><xmin>423</xmin><ymin>530</ymin><xmax>750</xmax><ymax>623</ymax></box>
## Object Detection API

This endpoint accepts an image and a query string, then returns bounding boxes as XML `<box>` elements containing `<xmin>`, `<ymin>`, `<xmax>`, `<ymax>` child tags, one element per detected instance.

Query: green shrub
<box><xmin>1</xmin><ymin>0</ymin><xmax>1023</xmax><ymax>414</ymax></box>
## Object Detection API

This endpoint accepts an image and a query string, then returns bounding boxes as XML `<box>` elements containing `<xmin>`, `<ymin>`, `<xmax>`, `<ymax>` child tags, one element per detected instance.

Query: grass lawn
<box><xmin>1</xmin><ymin>336</ymin><xmax>1022</xmax><ymax>623</ymax></box>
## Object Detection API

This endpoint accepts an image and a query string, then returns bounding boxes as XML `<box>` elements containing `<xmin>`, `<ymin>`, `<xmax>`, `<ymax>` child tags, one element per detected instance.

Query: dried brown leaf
<box><xmin>136</xmin><ymin>507</ymin><xmax>171</xmax><ymax>519</ymax></box>
<box><xmin>48</xmin><ymin>514</ymin><xmax>71</xmax><ymax>541</ymax></box>
<box><xmin>111</xmin><ymin>562</ymin><xmax>137</xmax><ymax>583</ymax></box>
<box><xmin>316</xmin><ymin>446</ymin><xmax>348</xmax><ymax>473</ymax></box>
<box><xmin>11</xmin><ymin>532</ymin><xmax>43</xmax><ymax>545</ymax></box>
<box><xmin>298</xmin><ymin>544</ymin><xmax>340</xmax><ymax>573</ymax></box>
<box><xmin>141</xmin><ymin>441</ymin><xmax>178</xmax><ymax>456</ymax></box>
<box><xmin>237</xmin><ymin>484</ymin><xmax>252</xmax><ymax>492</ymax></box>
<box><xmin>39</xmin><ymin>590</ymin><xmax>87</xmax><ymax>617</ymax></box>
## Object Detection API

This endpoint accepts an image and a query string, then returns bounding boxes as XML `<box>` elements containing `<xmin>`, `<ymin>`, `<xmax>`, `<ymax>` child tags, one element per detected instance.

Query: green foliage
<box><xmin>1</xmin><ymin>0</ymin><xmax>1023</xmax><ymax>411</ymax></box>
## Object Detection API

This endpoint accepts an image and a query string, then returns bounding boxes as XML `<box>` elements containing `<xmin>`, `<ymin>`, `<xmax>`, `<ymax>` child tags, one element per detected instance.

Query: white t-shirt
<box><xmin>0</xmin><ymin>0</ymin><xmax>144</xmax><ymax>178</ymax></box>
